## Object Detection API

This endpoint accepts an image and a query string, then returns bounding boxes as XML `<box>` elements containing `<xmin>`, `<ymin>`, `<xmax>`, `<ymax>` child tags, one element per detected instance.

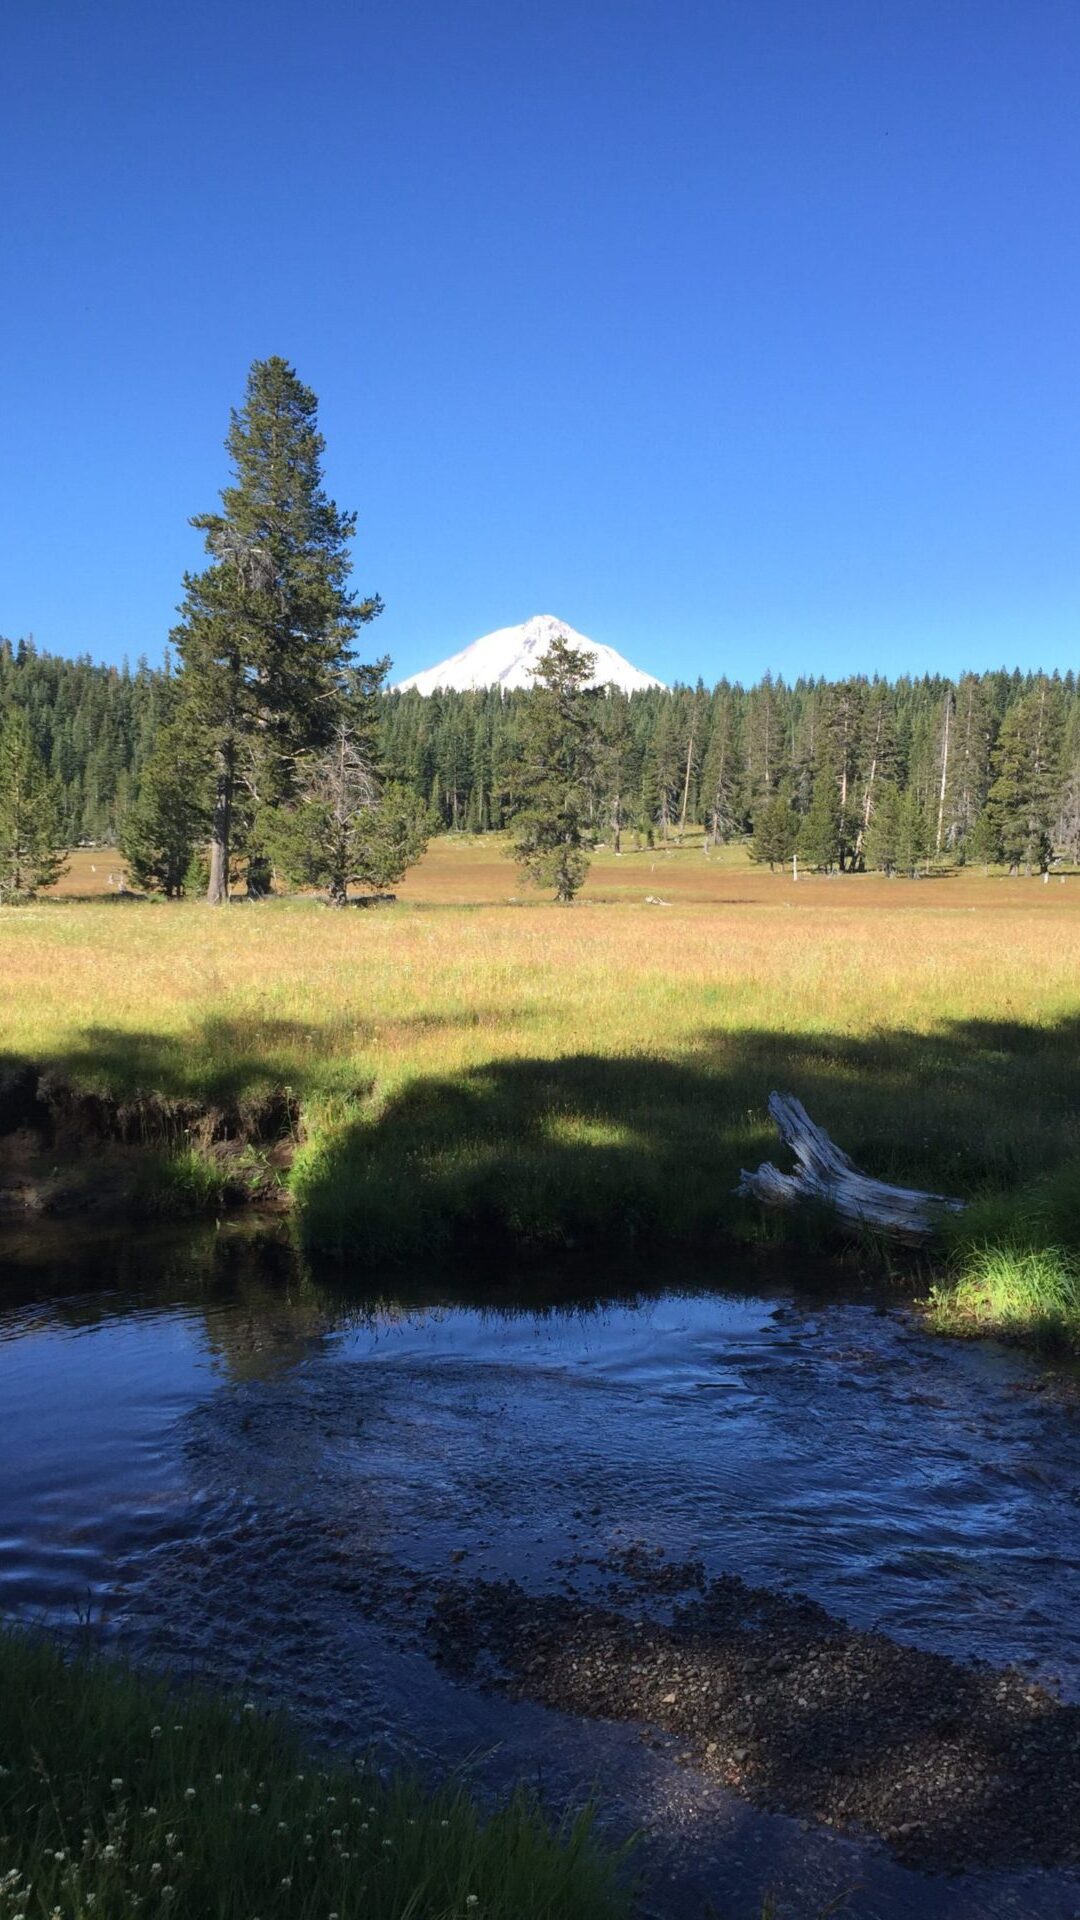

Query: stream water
<box><xmin>2</xmin><ymin>1222</ymin><xmax>1079</xmax><ymax>1919</ymax></box>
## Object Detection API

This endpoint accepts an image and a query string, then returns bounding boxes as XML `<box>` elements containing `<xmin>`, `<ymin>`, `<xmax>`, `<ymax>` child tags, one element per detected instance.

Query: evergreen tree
<box><xmin>0</xmin><ymin>706</ymin><xmax>67</xmax><ymax>900</ymax></box>
<box><xmin>596</xmin><ymin>691</ymin><xmax>635</xmax><ymax>853</ymax></box>
<box><xmin>896</xmin><ymin>787</ymin><xmax>929</xmax><ymax>876</ymax></box>
<box><xmin>743</xmin><ymin>671</ymin><xmax>782</xmax><ymax>812</ymax></box>
<box><xmin>120</xmin><ymin>719</ymin><xmax>211</xmax><ymax>896</ymax></box>
<box><xmin>985</xmin><ymin>683</ymin><xmax>1063</xmax><ymax>874</ymax></box>
<box><xmin>863</xmin><ymin>779</ymin><xmax>901</xmax><ymax>874</ymax></box>
<box><xmin>854</xmin><ymin>683</ymin><xmax>899</xmax><ymax>867</ymax></box>
<box><xmin>512</xmin><ymin>638</ymin><xmax>601</xmax><ymax>902</ymax></box>
<box><xmin>646</xmin><ymin>697</ymin><xmax>684</xmax><ymax>842</ymax></box>
<box><xmin>173</xmin><ymin>358</ymin><xmax>381</xmax><ymax>903</ymax></box>
<box><xmin>750</xmin><ymin>790</ymin><xmax>798</xmax><ymax>869</ymax></box>
<box><xmin>699</xmin><ymin>692</ymin><xmax>743</xmax><ymax>845</ymax></box>
<box><xmin>264</xmin><ymin>662</ymin><xmax>429</xmax><ymax>904</ymax></box>
<box><xmin>967</xmin><ymin>803</ymin><xmax>1000</xmax><ymax>873</ymax></box>
<box><xmin>799</xmin><ymin>763</ymin><xmax>842</xmax><ymax>871</ymax></box>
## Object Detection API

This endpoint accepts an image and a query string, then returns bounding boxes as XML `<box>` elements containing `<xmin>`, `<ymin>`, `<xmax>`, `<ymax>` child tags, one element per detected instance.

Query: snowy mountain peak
<box><xmin>394</xmin><ymin>615</ymin><xmax>665</xmax><ymax>695</ymax></box>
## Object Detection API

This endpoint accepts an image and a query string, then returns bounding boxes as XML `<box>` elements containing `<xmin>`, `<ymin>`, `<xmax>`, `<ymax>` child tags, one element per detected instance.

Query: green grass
<box><xmin>3</xmin><ymin>841</ymin><xmax>1080</xmax><ymax>1328</ymax></box>
<box><xmin>0</xmin><ymin>1629</ymin><xmax>632</xmax><ymax>1920</ymax></box>
<box><xmin>928</xmin><ymin>1242</ymin><xmax>1080</xmax><ymax>1348</ymax></box>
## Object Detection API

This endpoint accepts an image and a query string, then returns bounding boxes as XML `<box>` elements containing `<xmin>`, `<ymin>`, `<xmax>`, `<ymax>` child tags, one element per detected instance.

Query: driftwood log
<box><xmin>737</xmin><ymin>1092</ymin><xmax>965</xmax><ymax>1244</ymax></box>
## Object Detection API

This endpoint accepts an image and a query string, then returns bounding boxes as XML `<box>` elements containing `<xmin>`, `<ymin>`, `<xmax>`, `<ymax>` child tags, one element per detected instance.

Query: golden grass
<box><xmin>8</xmin><ymin>834</ymin><xmax>1080</xmax><ymax>1260</ymax></box>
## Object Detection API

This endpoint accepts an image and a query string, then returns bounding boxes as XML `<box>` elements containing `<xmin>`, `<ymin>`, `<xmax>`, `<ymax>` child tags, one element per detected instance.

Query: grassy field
<box><xmin>5</xmin><ymin>834</ymin><xmax>1080</xmax><ymax>1331</ymax></box>
<box><xmin>0</xmin><ymin>1628</ymin><xmax>629</xmax><ymax>1920</ymax></box>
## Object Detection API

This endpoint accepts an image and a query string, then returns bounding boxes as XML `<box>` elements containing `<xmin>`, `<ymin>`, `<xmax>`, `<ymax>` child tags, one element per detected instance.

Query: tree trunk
<box><xmin>676</xmin><ymin>728</ymin><xmax>695</xmax><ymax>843</ymax></box>
<box><xmin>207</xmin><ymin>748</ymin><xmax>233</xmax><ymax>905</ymax></box>
<box><xmin>738</xmin><ymin>1093</ymin><xmax>965</xmax><ymax>1244</ymax></box>
<box><xmin>935</xmin><ymin>694</ymin><xmax>953</xmax><ymax>854</ymax></box>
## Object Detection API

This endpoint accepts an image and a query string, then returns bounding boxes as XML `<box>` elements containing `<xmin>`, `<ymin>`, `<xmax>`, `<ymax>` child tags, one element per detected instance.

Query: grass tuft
<box><xmin>0</xmin><ymin>1627</ymin><xmax>631</xmax><ymax>1919</ymax></box>
<box><xmin>928</xmin><ymin>1243</ymin><xmax>1080</xmax><ymax>1348</ymax></box>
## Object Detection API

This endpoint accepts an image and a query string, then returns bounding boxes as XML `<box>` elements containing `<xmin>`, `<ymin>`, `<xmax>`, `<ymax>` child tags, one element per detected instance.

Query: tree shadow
<box><xmin>1</xmin><ymin>1006</ymin><xmax>1076</xmax><ymax>1257</ymax></box>
<box><xmin>289</xmin><ymin>1012</ymin><xmax>1080</xmax><ymax>1260</ymax></box>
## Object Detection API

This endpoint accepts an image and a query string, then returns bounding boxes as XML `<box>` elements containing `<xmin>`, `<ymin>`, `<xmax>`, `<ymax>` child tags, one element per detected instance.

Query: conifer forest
<box><xmin>5</xmin><ymin>634</ymin><xmax>1078</xmax><ymax>876</ymax></box>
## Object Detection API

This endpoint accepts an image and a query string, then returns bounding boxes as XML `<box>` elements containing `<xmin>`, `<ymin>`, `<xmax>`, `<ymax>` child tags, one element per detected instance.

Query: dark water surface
<box><xmin>2</xmin><ymin>1223</ymin><xmax>1079</xmax><ymax>1919</ymax></box>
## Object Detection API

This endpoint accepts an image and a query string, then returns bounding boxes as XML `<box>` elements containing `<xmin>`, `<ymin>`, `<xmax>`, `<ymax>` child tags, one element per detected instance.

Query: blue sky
<box><xmin>3</xmin><ymin>0</ymin><xmax>1079</xmax><ymax>687</ymax></box>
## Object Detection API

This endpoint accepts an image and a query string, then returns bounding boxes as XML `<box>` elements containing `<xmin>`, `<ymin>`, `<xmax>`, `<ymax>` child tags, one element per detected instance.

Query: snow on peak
<box><xmin>393</xmin><ymin>615</ymin><xmax>666</xmax><ymax>695</ymax></box>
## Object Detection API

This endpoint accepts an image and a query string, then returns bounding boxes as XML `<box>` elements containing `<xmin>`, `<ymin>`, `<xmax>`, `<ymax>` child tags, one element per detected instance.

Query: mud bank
<box><xmin>0</xmin><ymin>1062</ymin><xmax>297</xmax><ymax>1216</ymax></box>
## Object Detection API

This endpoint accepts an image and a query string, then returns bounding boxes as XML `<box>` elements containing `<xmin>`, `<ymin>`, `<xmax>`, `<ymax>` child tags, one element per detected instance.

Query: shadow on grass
<box><xmin>2</xmin><ymin>1010</ymin><xmax>1078</xmax><ymax>1261</ymax></box>
<box><xmin>289</xmin><ymin>1013</ymin><xmax>1080</xmax><ymax>1261</ymax></box>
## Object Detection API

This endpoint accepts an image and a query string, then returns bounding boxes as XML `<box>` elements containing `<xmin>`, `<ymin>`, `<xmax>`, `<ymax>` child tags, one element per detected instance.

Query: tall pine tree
<box><xmin>512</xmin><ymin>638</ymin><xmax>601</xmax><ymax>902</ymax></box>
<box><xmin>173</xmin><ymin>358</ymin><xmax>381</xmax><ymax>903</ymax></box>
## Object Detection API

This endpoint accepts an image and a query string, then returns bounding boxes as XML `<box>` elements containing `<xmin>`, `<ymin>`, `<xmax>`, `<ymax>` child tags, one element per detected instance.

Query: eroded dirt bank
<box><xmin>0</xmin><ymin>1062</ymin><xmax>297</xmax><ymax>1216</ymax></box>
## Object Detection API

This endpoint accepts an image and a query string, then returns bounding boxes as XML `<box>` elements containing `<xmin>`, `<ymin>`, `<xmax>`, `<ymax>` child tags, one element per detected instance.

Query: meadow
<box><xmin>4</xmin><ymin>835</ymin><xmax>1080</xmax><ymax>1334</ymax></box>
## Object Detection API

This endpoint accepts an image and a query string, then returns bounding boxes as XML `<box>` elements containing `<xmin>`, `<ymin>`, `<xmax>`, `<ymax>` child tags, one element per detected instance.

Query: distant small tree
<box><xmin>265</xmin><ymin>665</ymin><xmax>431</xmax><ymax>905</ymax></box>
<box><xmin>966</xmin><ymin>804</ymin><xmax>999</xmax><ymax>874</ymax></box>
<box><xmin>799</xmin><ymin>767</ymin><xmax>842</xmax><ymax>872</ymax></box>
<box><xmin>750</xmin><ymin>790</ymin><xmax>798</xmax><ymax>869</ymax></box>
<box><xmin>512</xmin><ymin>637</ymin><xmax>601</xmax><ymax>902</ymax></box>
<box><xmin>121</xmin><ymin>720</ymin><xmax>211</xmax><ymax>897</ymax></box>
<box><xmin>0</xmin><ymin>706</ymin><xmax>67</xmax><ymax>901</ymax></box>
<box><xmin>896</xmin><ymin>787</ymin><xmax>929</xmax><ymax>877</ymax></box>
<box><xmin>863</xmin><ymin>779</ymin><xmax>901</xmax><ymax>875</ymax></box>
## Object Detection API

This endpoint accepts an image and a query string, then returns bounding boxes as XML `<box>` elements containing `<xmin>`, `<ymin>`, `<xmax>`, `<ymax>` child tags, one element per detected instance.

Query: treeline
<box><xmin>0</xmin><ymin>637</ymin><xmax>167</xmax><ymax>844</ymax></box>
<box><xmin>3</xmin><ymin>644</ymin><xmax>1080</xmax><ymax>876</ymax></box>
<box><xmin>382</xmin><ymin>669</ymin><xmax>1080</xmax><ymax>873</ymax></box>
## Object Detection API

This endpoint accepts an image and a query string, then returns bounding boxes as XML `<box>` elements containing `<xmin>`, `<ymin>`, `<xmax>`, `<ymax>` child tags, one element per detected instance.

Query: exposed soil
<box><xmin>428</xmin><ymin>1546</ymin><xmax>1080</xmax><ymax>1876</ymax></box>
<box><xmin>0</xmin><ymin>1062</ymin><xmax>297</xmax><ymax>1217</ymax></box>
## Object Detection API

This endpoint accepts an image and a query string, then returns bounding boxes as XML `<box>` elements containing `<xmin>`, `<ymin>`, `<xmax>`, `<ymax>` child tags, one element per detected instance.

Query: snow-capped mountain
<box><xmin>394</xmin><ymin>614</ymin><xmax>665</xmax><ymax>695</ymax></box>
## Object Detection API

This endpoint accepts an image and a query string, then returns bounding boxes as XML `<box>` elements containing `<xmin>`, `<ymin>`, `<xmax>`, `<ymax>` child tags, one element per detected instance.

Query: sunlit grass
<box><xmin>4</xmin><ymin>836</ymin><xmax>1080</xmax><ymax>1275</ymax></box>
<box><xmin>928</xmin><ymin>1244</ymin><xmax>1080</xmax><ymax>1348</ymax></box>
<box><xmin>0</xmin><ymin>1629</ymin><xmax>631</xmax><ymax>1920</ymax></box>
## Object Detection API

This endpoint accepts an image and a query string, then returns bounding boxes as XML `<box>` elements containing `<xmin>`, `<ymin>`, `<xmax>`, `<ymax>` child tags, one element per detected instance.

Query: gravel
<box><xmin>428</xmin><ymin>1552</ymin><xmax>1080</xmax><ymax>1875</ymax></box>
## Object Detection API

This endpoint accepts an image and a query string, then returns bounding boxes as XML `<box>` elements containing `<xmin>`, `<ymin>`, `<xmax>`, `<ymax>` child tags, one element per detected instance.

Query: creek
<box><xmin>2</xmin><ymin>1222</ymin><xmax>1078</xmax><ymax>1919</ymax></box>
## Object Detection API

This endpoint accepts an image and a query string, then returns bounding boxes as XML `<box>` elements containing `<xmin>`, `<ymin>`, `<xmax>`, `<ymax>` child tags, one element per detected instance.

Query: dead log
<box><xmin>737</xmin><ymin>1092</ymin><xmax>965</xmax><ymax>1244</ymax></box>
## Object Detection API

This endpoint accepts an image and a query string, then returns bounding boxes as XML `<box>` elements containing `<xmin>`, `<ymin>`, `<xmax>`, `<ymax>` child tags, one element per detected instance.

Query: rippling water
<box><xmin>2</xmin><ymin>1222</ymin><xmax>1079</xmax><ymax>1918</ymax></box>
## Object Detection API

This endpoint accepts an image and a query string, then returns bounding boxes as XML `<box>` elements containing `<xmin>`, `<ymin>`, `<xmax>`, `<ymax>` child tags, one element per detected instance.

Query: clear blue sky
<box><xmin>3</xmin><ymin>0</ymin><xmax>1079</xmax><ymax>687</ymax></box>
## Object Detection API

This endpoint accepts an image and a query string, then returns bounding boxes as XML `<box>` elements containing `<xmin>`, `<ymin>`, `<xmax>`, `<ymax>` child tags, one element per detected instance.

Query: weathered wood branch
<box><xmin>737</xmin><ymin>1092</ymin><xmax>965</xmax><ymax>1244</ymax></box>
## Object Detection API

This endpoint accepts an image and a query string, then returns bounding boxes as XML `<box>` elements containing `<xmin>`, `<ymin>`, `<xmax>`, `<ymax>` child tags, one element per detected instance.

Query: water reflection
<box><xmin>3</xmin><ymin>1221</ymin><xmax>1080</xmax><ymax>1918</ymax></box>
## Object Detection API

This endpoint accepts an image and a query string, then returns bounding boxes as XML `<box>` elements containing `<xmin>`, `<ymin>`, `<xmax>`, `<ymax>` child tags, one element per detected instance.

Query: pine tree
<box><xmin>966</xmin><ymin>804</ymin><xmax>999</xmax><ymax>873</ymax></box>
<box><xmin>264</xmin><ymin>662</ymin><xmax>429</xmax><ymax>904</ymax></box>
<box><xmin>596</xmin><ymin>691</ymin><xmax>634</xmax><ymax>853</ymax></box>
<box><xmin>863</xmin><ymin>779</ymin><xmax>901</xmax><ymax>874</ymax></box>
<box><xmin>173</xmin><ymin>358</ymin><xmax>381</xmax><ymax>903</ymax></box>
<box><xmin>799</xmin><ymin>763</ymin><xmax>842</xmax><ymax>871</ymax></box>
<box><xmin>985</xmin><ymin>683</ymin><xmax>1064</xmax><ymax>874</ymax></box>
<box><xmin>0</xmin><ymin>706</ymin><xmax>67</xmax><ymax>901</ymax></box>
<box><xmin>646</xmin><ymin>698</ymin><xmax>684</xmax><ymax>842</ymax></box>
<box><xmin>512</xmin><ymin>638</ymin><xmax>601</xmax><ymax>902</ymax></box>
<box><xmin>896</xmin><ymin>787</ymin><xmax>928</xmax><ymax>876</ymax></box>
<box><xmin>120</xmin><ymin>720</ymin><xmax>212</xmax><ymax>896</ymax></box>
<box><xmin>750</xmin><ymin>790</ymin><xmax>798</xmax><ymax>869</ymax></box>
<box><xmin>852</xmin><ymin>682</ymin><xmax>898</xmax><ymax>867</ymax></box>
<box><xmin>699</xmin><ymin>693</ymin><xmax>743</xmax><ymax>845</ymax></box>
<box><xmin>743</xmin><ymin>671</ymin><xmax>781</xmax><ymax>812</ymax></box>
